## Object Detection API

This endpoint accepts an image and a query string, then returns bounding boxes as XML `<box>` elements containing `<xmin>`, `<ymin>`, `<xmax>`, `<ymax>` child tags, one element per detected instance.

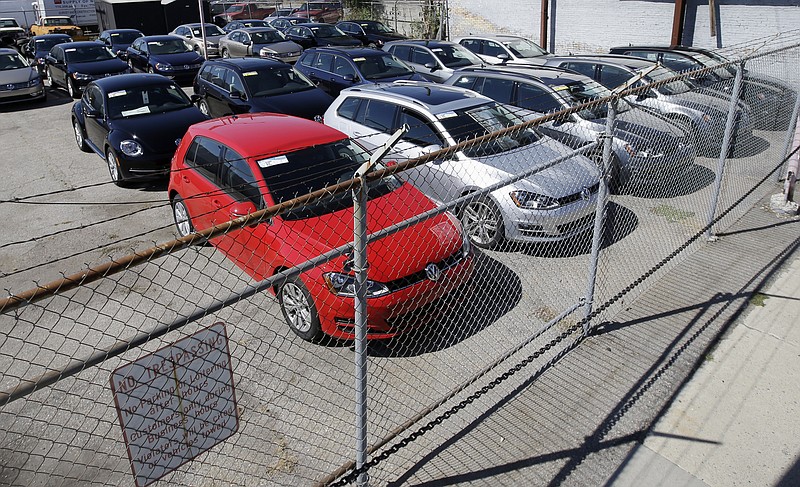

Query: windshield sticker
<box><xmin>352</xmin><ymin>57</ymin><xmax>366</xmax><ymax>62</ymax></box>
<box><xmin>148</xmin><ymin>42</ymin><xmax>164</xmax><ymax>46</ymax></box>
<box><xmin>65</xmin><ymin>48</ymin><xmax>76</xmax><ymax>52</ymax></box>
<box><xmin>243</xmin><ymin>71</ymin><xmax>258</xmax><ymax>76</ymax></box>
<box><xmin>257</xmin><ymin>155</ymin><xmax>289</xmax><ymax>168</ymax></box>
<box><xmin>553</xmin><ymin>85</ymin><xmax>569</xmax><ymax>91</ymax></box>
<box><xmin>121</xmin><ymin>106</ymin><xmax>150</xmax><ymax>117</ymax></box>
<box><xmin>111</xmin><ymin>33</ymin><xmax>120</xmax><ymax>37</ymax></box>
<box><xmin>108</xmin><ymin>90</ymin><xmax>127</xmax><ymax>98</ymax></box>
<box><xmin>431</xmin><ymin>48</ymin><xmax>443</xmax><ymax>52</ymax></box>
<box><xmin>437</xmin><ymin>111</ymin><xmax>458</xmax><ymax>120</ymax></box>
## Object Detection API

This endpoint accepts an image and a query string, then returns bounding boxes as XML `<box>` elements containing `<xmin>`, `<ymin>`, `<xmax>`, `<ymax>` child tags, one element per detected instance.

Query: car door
<box><xmin>514</xmin><ymin>81</ymin><xmax>585</xmax><ymax>148</ymax></box>
<box><xmin>302</xmin><ymin>51</ymin><xmax>334</xmax><ymax>90</ymax></box>
<box><xmin>128</xmin><ymin>38</ymin><xmax>146</xmax><ymax>71</ymax></box>
<box><xmin>411</xmin><ymin>46</ymin><xmax>443</xmax><ymax>82</ymax></box>
<box><xmin>179</xmin><ymin>135</ymin><xmax>226</xmax><ymax>232</ymax></box>
<box><xmin>286</xmin><ymin>26</ymin><xmax>312</xmax><ymax>49</ymax></box>
<box><xmin>204</xmin><ymin>64</ymin><xmax>232</xmax><ymax>115</ymax></box>
<box><xmin>82</xmin><ymin>85</ymin><xmax>109</xmax><ymax>150</ymax></box>
<box><xmin>326</xmin><ymin>54</ymin><xmax>357</xmax><ymax>95</ymax></box>
<box><xmin>48</xmin><ymin>46</ymin><xmax>67</xmax><ymax>87</ymax></box>
<box><xmin>222</xmin><ymin>68</ymin><xmax>251</xmax><ymax>114</ymax></box>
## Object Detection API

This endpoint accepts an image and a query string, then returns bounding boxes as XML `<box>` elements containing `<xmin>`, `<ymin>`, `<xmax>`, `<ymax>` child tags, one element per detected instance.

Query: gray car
<box><xmin>444</xmin><ymin>65</ymin><xmax>696</xmax><ymax>190</ymax></box>
<box><xmin>382</xmin><ymin>39</ymin><xmax>484</xmax><ymax>83</ymax></box>
<box><xmin>0</xmin><ymin>48</ymin><xmax>46</xmax><ymax>104</ymax></box>
<box><xmin>169</xmin><ymin>23</ymin><xmax>226</xmax><ymax>58</ymax></box>
<box><xmin>323</xmin><ymin>81</ymin><xmax>601</xmax><ymax>249</ymax></box>
<box><xmin>455</xmin><ymin>34</ymin><xmax>551</xmax><ymax>66</ymax></box>
<box><xmin>218</xmin><ymin>27</ymin><xmax>303</xmax><ymax>63</ymax></box>
<box><xmin>542</xmin><ymin>55</ymin><xmax>753</xmax><ymax>156</ymax></box>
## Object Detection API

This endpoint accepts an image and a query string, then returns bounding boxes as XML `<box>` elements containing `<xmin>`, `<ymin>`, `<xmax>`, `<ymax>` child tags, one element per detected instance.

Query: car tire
<box><xmin>171</xmin><ymin>195</ymin><xmax>197</xmax><ymax>239</ymax></box>
<box><xmin>73</xmin><ymin>118</ymin><xmax>91</xmax><ymax>153</ymax></box>
<box><xmin>460</xmin><ymin>195</ymin><xmax>504</xmax><ymax>249</ymax></box>
<box><xmin>106</xmin><ymin>147</ymin><xmax>125</xmax><ymax>186</ymax></box>
<box><xmin>587</xmin><ymin>148</ymin><xmax>623</xmax><ymax>193</ymax></box>
<box><xmin>66</xmin><ymin>77</ymin><xmax>77</xmax><ymax>99</ymax></box>
<box><xmin>221</xmin><ymin>48</ymin><xmax>229</xmax><ymax>58</ymax></box>
<box><xmin>278</xmin><ymin>275</ymin><xmax>323</xmax><ymax>342</ymax></box>
<box><xmin>198</xmin><ymin>98</ymin><xmax>210</xmax><ymax>117</ymax></box>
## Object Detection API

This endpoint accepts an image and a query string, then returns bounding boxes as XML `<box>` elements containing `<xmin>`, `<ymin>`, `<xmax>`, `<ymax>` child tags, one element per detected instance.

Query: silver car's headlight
<box><xmin>323</xmin><ymin>272</ymin><xmax>390</xmax><ymax>298</ymax></box>
<box><xmin>28</xmin><ymin>77</ymin><xmax>41</xmax><ymax>87</ymax></box>
<box><xmin>509</xmin><ymin>190</ymin><xmax>560</xmax><ymax>210</ymax></box>
<box><xmin>120</xmin><ymin>140</ymin><xmax>143</xmax><ymax>157</ymax></box>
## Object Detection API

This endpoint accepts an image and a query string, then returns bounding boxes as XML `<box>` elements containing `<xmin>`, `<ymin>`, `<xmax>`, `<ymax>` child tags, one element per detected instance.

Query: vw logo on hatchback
<box><xmin>425</xmin><ymin>263</ymin><xmax>441</xmax><ymax>282</ymax></box>
<box><xmin>580</xmin><ymin>186</ymin><xmax>591</xmax><ymax>201</ymax></box>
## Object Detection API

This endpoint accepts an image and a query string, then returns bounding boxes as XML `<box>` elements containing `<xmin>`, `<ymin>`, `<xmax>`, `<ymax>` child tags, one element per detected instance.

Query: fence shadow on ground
<box><xmin>730</xmin><ymin>134</ymin><xmax>770</xmax><ymax>158</ymax></box>
<box><xmin>622</xmin><ymin>164</ymin><xmax>716</xmax><ymax>199</ymax></box>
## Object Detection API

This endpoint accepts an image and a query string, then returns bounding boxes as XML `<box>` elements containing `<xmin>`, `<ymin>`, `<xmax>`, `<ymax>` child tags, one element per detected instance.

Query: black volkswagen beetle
<box><xmin>71</xmin><ymin>74</ymin><xmax>208</xmax><ymax>186</ymax></box>
<box><xmin>46</xmin><ymin>41</ymin><xmax>130</xmax><ymax>98</ymax></box>
<box><xmin>22</xmin><ymin>34</ymin><xmax>72</xmax><ymax>77</ymax></box>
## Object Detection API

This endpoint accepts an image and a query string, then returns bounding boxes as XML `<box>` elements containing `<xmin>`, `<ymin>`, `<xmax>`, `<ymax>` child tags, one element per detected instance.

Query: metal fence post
<box><xmin>352</xmin><ymin>182</ymin><xmax>369</xmax><ymax>487</ymax></box>
<box><xmin>705</xmin><ymin>61</ymin><xmax>745</xmax><ymax>240</ymax></box>
<box><xmin>777</xmin><ymin>92</ymin><xmax>800</xmax><ymax>182</ymax></box>
<box><xmin>582</xmin><ymin>97</ymin><xmax>617</xmax><ymax>333</ymax></box>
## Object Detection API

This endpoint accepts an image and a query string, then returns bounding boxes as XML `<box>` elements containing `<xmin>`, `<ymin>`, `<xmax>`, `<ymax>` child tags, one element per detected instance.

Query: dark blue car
<box><xmin>125</xmin><ymin>35</ymin><xmax>204</xmax><ymax>83</ymax></box>
<box><xmin>97</xmin><ymin>29</ymin><xmax>144</xmax><ymax>59</ymax></box>
<box><xmin>295</xmin><ymin>46</ymin><xmax>425</xmax><ymax>96</ymax></box>
<box><xmin>22</xmin><ymin>34</ymin><xmax>72</xmax><ymax>77</ymax></box>
<box><xmin>192</xmin><ymin>57</ymin><xmax>333</xmax><ymax>119</ymax></box>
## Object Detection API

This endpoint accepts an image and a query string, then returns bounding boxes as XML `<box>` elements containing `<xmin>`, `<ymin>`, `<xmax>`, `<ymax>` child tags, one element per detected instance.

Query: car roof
<box><xmin>548</xmin><ymin>54</ymin><xmax>654</xmax><ymax>70</ymax></box>
<box><xmin>456</xmin><ymin>34</ymin><xmax>527</xmax><ymax>41</ymax></box>
<box><xmin>62</xmin><ymin>41</ymin><xmax>111</xmax><ymax>49</ymax></box>
<box><xmin>305</xmin><ymin>46</ymin><xmax>388</xmax><ymax>57</ymax></box>
<box><xmin>204</xmin><ymin>57</ymin><xmax>288</xmax><ymax>70</ymax></box>
<box><xmin>187</xmin><ymin>113</ymin><xmax>346</xmax><ymax>158</ymax></box>
<box><xmin>140</xmin><ymin>35</ymin><xmax>182</xmax><ymax>41</ymax></box>
<box><xmin>0</xmin><ymin>47</ymin><xmax>19</xmax><ymax>55</ymax></box>
<box><xmin>273</xmin><ymin>16</ymin><xmax>309</xmax><ymax>21</ymax></box>
<box><xmin>341</xmin><ymin>19</ymin><xmax>382</xmax><ymax>24</ymax></box>
<box><xmin>454</xmin><ymin>65</ymin><xmax>590</xmax><ymax>86</ymax></box>
<box><xmin>384</xmin><ymin>39</ymin><xmax>457</xmax><ymax>48</ymax></box>
<box><xmin>91</xmin><ymin>73</ymin><xmax>179</xmax><ymax>91</ymax></box>
<box><xmin>31</xmin><ymin>33</ymin><xmax>72</xmax><ymax>39</ymax></box>
<box><xmin>343</xmin><ymin>81</ymin><xmax>490</xmax><ymax>114</ymax></box>
<box><xmin>103</xmin><ymin>29</ymin><xmax>142</xmax><ymax>33</ymax></box>
<box><xmin>237</xmin><ymin>26</ymin><xmax>280</xmax><ymax>33</ymax></box>
<box><xmin>297</xmin><ymin>23</ymin><xmax>334</xmax><ymax>28</ymax></box>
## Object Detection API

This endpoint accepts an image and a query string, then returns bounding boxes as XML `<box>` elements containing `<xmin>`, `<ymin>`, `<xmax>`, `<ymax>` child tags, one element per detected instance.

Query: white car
<box><xmin>169</xmin><ymin>23</ymin><xmax>226</xmax><ymax>57</ymax></box>
<box><xmin>323</xmin><ymin>81</ymin><xmax>601</xmax><ymax>249</ymax></box>
<box><xmin>455</xmin><ymin>34</ymin><xmax>552</xmax><ymax>66</ymax></box>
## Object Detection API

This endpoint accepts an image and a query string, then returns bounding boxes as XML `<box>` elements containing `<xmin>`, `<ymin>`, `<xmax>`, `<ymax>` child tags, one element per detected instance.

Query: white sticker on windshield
<box><xmin>352</xmin><ymin>57</ymin><xmax>365</xmax><ymax>62</ymax></box>
<box><xmin>257</xmin><ymin>155</ymin><xmax>289</xmax><ymax>168</ymax></box>
<box><xmin>553</xmin><ymin>85</ymin><xmax>568</xmax><ymax>91</ymax></box>
<box><xmin>148</xmin><ymin>42</ymin><xmax>164</xmax><ymax>46</ymax></box>
<box><xmin>437</xmin><ymin>111</ymin><xmax>458</xmax><ymax>119</ymax></box>
<box><xmin>431</xmin><ymin>48</ymin><xmax>443</xmax><ymax>52</ymax></box>
<box><xmin>121</xmin><ymin>106</ymin><xmax>150</xmax><ymax>117</ymax></box>
<box><xmin>243</xmin><ymin>71</ymin><xmax>258</xmax><ymax>76</ymax></box>
<box><xmin>108</xmin><ymin>90</ymin><xmax>127</xmax><ymax>98</ymax></box>
<box><xmin>65</xmin><ymin>48</ymin><xmax>76</xmax><ymax>52</ymax></box>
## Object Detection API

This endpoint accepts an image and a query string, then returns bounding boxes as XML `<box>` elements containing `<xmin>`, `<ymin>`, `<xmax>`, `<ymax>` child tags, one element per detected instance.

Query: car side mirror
<box><xmin>84</xmin><ymin>106</ymin><xmax>101</xmax><ymax>118</ymax></box>
<box><xmin>424</xmin><ymin>61</ymin><xmax>437</xmax><ymax>71</ymax></box>
<box><xmin>342</xmin><ymin>74</ymin><xmax>355</xmax><ymax>82</ymax></box>
<box><xmin>243</xmin><ymin>40</ymin><xmax>251</xmax><ymax>45</ymax></box>
<box><xmin>230</xmin><ymin>88</ymin><xmax>247</xmax><ymax>100</ymax></box>
<box><xmin>496</xmin><ymin>53</ymin><xmax>509</xmax><ymax>63</ymax></box>
<box><xmin>190</xmin><ymin>94</ymin><xmax>202</xmax><ymax>103</ymax></box>
<box><xmin>229</xmin><ymin>201</ymin><xmax>257</xmax><ymax>219</ymax></box>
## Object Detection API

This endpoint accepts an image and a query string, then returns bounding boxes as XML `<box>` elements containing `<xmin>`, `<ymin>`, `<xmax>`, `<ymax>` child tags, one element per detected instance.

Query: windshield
<box><xmin>0</xmin><ymin>52</ymin><xmax>28</xmax><ymax>70</ymax></box>
<box><xmin>691</xmin><ymin>51</ymin><xmax>734</xmax><ymax>79</ymax></box>
<box><xmin>242</xmin><ymin>20</ymin><xmax>268</xmax><ymax>27</ymax></box>
<box><xmin>361</xmin><ymin>22</ymin><xmax>392</xmax><ymax>34</ymax></box>
<box><xmin>225</xmin><ymin>4</ymin><xmax>245</xmax><ymax>13</ymax></box>
<box><xmin>437</xmin><ymin>102</ymin><xmax>541</xmax><ymax>158</ymax></box>
<box><xmin>309</xmin><ymin>24</ymin><xmax>344</xmax><ymax>38</ymax></box>
<box><xmin>65</xmin><ymin>45</ymin><xmax>116</xmax><ymax>63</ymax></box>
<box><xmin>250</xmin><ymin>30</ymin><xmax>285</xmax><ymax>43</ymax></box>
<box><xmin>503</xmin><ymin>38</ymin><xmax>548</xmax><ymax>58</ymax></box>
<box><xmin>0</xmin><ymin>19</ymin><xmax>20</xmax><ymax>28</ymax></box>
<box><xmin>148</xmin><ymin>39</ymin><xmax>191</xmax><ymax>54</ymax></box>
<box><xmin>258</xmin><ymin>139</ymin><xmax>400</xmax><ymax>220</ymax></box>
<box><xmin>242</xmin><ymin>66</ymin><xmax>315</xmax><ymax>96</ymax></box>
<box><xmin>192</xmin><ymin>25</ymin><xmax>225</xmax><ymax>37</ymax></box>
<box><xmin>644</xmin><ymin>65</ymin><xmax>694</xmax><ymax>96</ymax></box>
<box><xmin>43</xmin><ymin>18</ymin><xmax>72</xmax><ymax>26</ymax></box>
<box><xmin>553</xmin><ymin>79</ymin><xmax>630</xmax><ymax>120</ymax></box>
<box><xmin>430</xmin><ymin>44</ymin><xmax>482</xmax><ymax>68</ymax></box>
<box><xmin>35</xmin><ymin>37</ymin><xmax>69</xmax><ymax>51</ymax></box>
<box><xmin>110</xmin><ymin>31</ymin><xmax>143</xmax><ymax>44</ymax></box>
<box><xmin>354</xmin><ymin>54</ymin><xmax>413</xmax><ymax>80</ymax></box>
<box><xmin>107</xmin><ymin>84</ymin><xmax>193</xmax><ymax>119</ymax></box>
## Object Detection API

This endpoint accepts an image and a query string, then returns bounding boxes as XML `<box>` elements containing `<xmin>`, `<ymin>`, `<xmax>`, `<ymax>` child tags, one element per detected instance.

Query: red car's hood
<box><xmin>278</xmin><ymin>183</ymin><xmax>463</xmax><ymax>282</ymax></box>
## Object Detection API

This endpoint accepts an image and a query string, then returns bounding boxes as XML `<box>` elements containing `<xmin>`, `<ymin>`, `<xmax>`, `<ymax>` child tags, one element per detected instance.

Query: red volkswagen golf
<box><xmin>168</xmin><ymin>113</ymin><xmax>474</xmax><ymax>342</ymax></box>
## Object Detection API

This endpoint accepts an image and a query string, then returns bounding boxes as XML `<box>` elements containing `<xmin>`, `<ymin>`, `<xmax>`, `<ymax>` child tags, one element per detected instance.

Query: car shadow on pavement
<box><xmin>0</xmin><ymin>90</ymin><xmax>72</xmax><ymax>111</ymax></box>
<box><xmin>729</xmin><ymin>134</ymin><xmax>770</xmax><ymax>158</ymax></box>
<box><xmin>621</xmin><ymin>163</ymin><xmax>716</xmax><ymax>199</ymax></box>
<box><xmin>513</xmin><ymin>202</ymin><xmax>638</xmax><ymax>259</ymax></box>
<box><xmin>367</xmin><ymin>251</ymin><xmax>522</xmax><ymax>357</ymax></box>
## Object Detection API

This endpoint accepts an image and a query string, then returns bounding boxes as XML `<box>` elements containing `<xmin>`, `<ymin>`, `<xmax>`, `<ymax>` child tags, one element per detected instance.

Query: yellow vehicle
<box><xmin>30</xmin><ymin>16</ymin><xmax>88</xmax><ymax>41</ymax></box>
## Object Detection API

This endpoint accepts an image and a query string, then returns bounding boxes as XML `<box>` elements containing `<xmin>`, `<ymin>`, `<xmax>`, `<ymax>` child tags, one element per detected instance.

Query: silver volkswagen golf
<box><xmin>323</xmin><ymin>81</ymin><xmax>601</xmax><ymax>249</ymax></box>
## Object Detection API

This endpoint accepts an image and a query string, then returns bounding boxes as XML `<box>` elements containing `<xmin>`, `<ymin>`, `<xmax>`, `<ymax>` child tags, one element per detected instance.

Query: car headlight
<box><xmin>509</xmin><ymin>190</ymin><xmax>560</xmax><ymax>210</ymax></box>
<box><xmin>623</xmin><ymin>143</ymin><xmax>663</xmax><ymax>158</ymax></box>
<box><xmin>72</xmin><ymin>72</ymin><xmax>92</xmax><ymax>80</ymax></box>
<box><xmin>206</xmin><ymin>41</ymin><xmax>218</xmax><ymax>47</ymax></box>
<box><xmin>323</xmin><ymin>272</ymin><xmax>390</xmax><ymax>298</ymax></box>
<box><xmin>28</xmin><ymin>77</ymin><xmax>41</xmax><ymax>87</ymax></box>
<box><xmin>155</xmin><ymin>62</ymin><xmax>172</xmax><ymax>71</ymax></box>
<box><xmin>120</xmin><ymin>140</ymin><xmax>143</xmax><ymax>157</ymax></box>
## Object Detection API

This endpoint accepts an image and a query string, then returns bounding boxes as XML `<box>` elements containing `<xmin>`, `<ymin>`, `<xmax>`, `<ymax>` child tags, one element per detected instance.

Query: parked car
<box><xmin>97</xmin><ymin>29</ymin><xmax>144</xmax><ymax>60</ymax></box>
<box><xmin>213</xmin><ymin>2</ymin><xmax>276</xmax><ymax>26</ymax></box>
<box><xmin>29</xmin><ymin>16</ymin><xmax>87</xmax><ymax>41</ymax></box>
<box><xmin>169</xmin><ymin>23</ymin><xmax>226</xmax><ymax>57</ymax></box>
<box><xmin>22</xmin><ymin>34</ymin><xmax>72</xmax><ymax>77</ymax></box>
<box><xmin>0</xmin><ymin>48</ymin><xmax>46</xmax><ymax>104</ymax></box>
<box><xmin>284</xmin><ymin>23</ymin><xmax>361</xmax><ymax>49</ymax></box>
<box><xmin>324</xmin><ymin>81</ymin><xmax>602</xmax><ymax>248</ymax></box>
<box><xmin>542</xmin><ymin>55</ymin><xmax>753</xmax><ymax>156</ymax></box>
<box><xmin>0</xmin><ymin>18</ymin><xmax>28</xmax><ymax>49</ymax></box>
<box><xmin>295</xmin><ymin>46</ymin><xmax>425</xmax><ymax>96</ymax></box>
<box><xmin>608</xmin><ymin>45</ymin><xmax>793</xmax><ymax>130</ymax></box>
<box><xmin>455</xmin><ymin>34</ymin><xmax>551</xmax><ymax>66</ymax></box>
<box><xmin>71</xmin><ymin>73</ymin><xmax>207</xmax><ymax>185</ymax></box>
<box><xmin>125</xmin><ymin>35</ymin><xmax>204</xmax><ymax>83</ymax></box>
<box><xmin>193</xmin><ymin>57</ymin><xmax>332</xmax><ymax>119</ymax></box>
<box><xmin>222</xmin><ymin>19</ymin><xmax>269</xmax><ymax>33</ymax></box>
<box><xmin>168</xmin><ymin>112</ymin><xmax>474</xmax><ymax>341</ymax></box>
<box><xmin>267</xmin><ymin>16</ymin><xmax>311</xmax><ymax>33</ymax></box>
<box><xmin>46</xmin><ymin>41</ymin><xmax>130</xmax><ymax>98</ymax></box>
<box><xmin>444</xmin><ymin>65</ymin><xmax>695</xmax><ymax>190</ymax></box>
<box><xmin>290</xmin><ymin>2</ymin><xmax>343</xmax><ymax>23</ymax></box>
<box><xmin>336</xmin><ymin>20</ymin><xmax>408</xmax><ymax>48</ymax></box>
<box><xmin>219</xmin><ymin>27</ymin><xmax>302</xmax><ymax>63</ymax></box>
<box><xmin>382</xmin><ymin>39</ymin><xmax>483</xmax><ymax>83</ymax></box>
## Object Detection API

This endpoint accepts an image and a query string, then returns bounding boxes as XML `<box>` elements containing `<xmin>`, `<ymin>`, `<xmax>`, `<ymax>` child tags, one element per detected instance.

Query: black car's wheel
<box><xmin>66</xmin><ymin>77</ymin><xmax>78</xmax><ymax>99</ymax></box>
<box><xmin>171</xmin><ymin>195</ymin><xmax>196</xmax><ymax>238</ymax></box>
<box><xmin>73</xmin><ymin>118</ymin><xmax>91</xmax><ymax>153</ymax></box>
<box><xmin>460</xmin><ymin>196</ymin><xmax>504</xmax><ymax>249</ymax></box>
<box><xmin>198</xmin><ymin>99</ymin><xmax>210</xmax><ymax>116</ymax></box>
<box><xmin>278</xmin><ymin>276</ymin><xmax>323</xmax><ymax>342</ymax></box>
<box><xmin>106</xmin><ymin>147</ymin><xmax>124</xmax><ymax>186</ymax></box>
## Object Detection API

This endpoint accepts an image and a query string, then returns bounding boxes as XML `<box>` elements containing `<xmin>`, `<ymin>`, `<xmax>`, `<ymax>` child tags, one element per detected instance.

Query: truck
<box><xmin>31</xmin><ymin>0</ymin><xmax>98</xmax><ymax>36</ymax></box>
<box><xmin>0</xmin><ymin>18</ymin><xmax>28</xmax><ymax>48</ymax></box>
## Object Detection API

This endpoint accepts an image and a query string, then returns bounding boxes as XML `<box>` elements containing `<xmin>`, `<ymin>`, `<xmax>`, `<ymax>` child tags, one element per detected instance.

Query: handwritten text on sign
<box><xmin>110</xmin><ymin>323</ymin><xmax>238</xmax><ymax>487</ymax></box>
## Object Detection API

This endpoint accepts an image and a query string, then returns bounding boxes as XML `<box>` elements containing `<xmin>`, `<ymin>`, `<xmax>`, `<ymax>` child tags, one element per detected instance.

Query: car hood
<box><xmin>0</xmin><ymin>67</ymin><xmax>37</xmax><ymax>84</ymax></box>
<box><xmin>69</xmin><ymin>58</ymin><xmax>128</xmax><ymax>74</ymax></box>
<box><xmin>280</xmin><ymin>183</ymin><xmax>463</xmax><ymax>281</ymax></box>
<box><xmin>111</xmin><ymin>107</ymin><xmax>207</xmax><ymax>153</ymax></box>
<box><xmin>254</xmin><ymin>40</ymin><xmax>302</xmax><ymax>54</ymax></box>
<box><xmin>319</xmin><ymin>35</ymin><xmax>361</xmax><ymax>46</ymax></box>
<box><xmin>249</xmin><ymin>88</ymin><xmax>333</xmax><ymax>119</ymax></box>
<box><xmin>150</xmin><ymin>52</ymin><xmax>204</xmax><ymax>65</ymax></box>
<box><xmin>473</xmin><ymin>136</ymin><xmax>601</xmax><ymax>199</ymax></box>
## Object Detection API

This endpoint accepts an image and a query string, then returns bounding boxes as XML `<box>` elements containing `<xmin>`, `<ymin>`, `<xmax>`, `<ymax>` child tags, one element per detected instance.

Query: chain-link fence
<box><xmin>1</xmin><ymin>33</ymin><xmax>798</xmax><ymax>486</ymax></box>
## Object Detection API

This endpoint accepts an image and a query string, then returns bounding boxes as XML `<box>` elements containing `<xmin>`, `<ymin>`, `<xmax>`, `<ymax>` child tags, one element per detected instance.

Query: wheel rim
<box><xmin>462</xmin><ymin>201</ymin><xmax>498</xmax><ymax>246</ymax></box>
<box><xmin>173</xmin><ymin>200</ymin><xmax>192</xmax><ymax>237</ymax></box>
<box><xmin>199</xmin><ymin>100</ymin><xmax>209</xmax><ymax>116</ymax></box>
<box><xmin>73</xmin><ymin>121</ymin><xmax>83</xmax><ymax>147</ymax></box>
<box><xmin>222</xmin><ymin>49</ymin><xmax>229</xmax><ymax>58</ymax></box>
<box><xmin>106</xmin><ymin>149</ymin><xmax>119</xmax><ymax>182</ymax></box>
<box><xmin>281</xmin><ymin>283</ymin><xmax>312</xmax><ymax>333</ymax></box>
<box><xmin>67</xmin><ymin>79</ymin><xmax>75</xmax><ymax>97</ymax></box>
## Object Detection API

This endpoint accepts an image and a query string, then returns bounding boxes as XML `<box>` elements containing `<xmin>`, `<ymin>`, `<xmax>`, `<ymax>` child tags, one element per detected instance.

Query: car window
<box><xmin>332</xmin><ymin>55</ymin><xmax>356</xmax><ymax>77</ymax></box>
<box><xmin>0</xmin><ymin>52</ymin><xmax>27</xmax><ymax>70</ymax></box>
<box><xmin>314</xmin><ymin>52</ymin><xmax>334</xmax><ymax>71</ymax></box>
<box><xmin>660</xmin><ymin>52</ymin><xmax>702</xmax><ymax>73</ymax></box>
<box><xmin>187</xmin><ymin>136</ymin><xmax>224</xmax><ymax>183</ymax></box>
<box><xmin>353</xmin><ymin>54</ymin><xmax>413</xmax><ymax>80</ymax></box>
<box><xmin>483</xmin><ymin>40</ymin><xmax>505</xmax><ymax>57</ymax></box>
<box><xmin>243</xmin><ymin>66</ymin><xmax>315</xmax><ymax>96</ymax></box>
<box><xmin>411</xmin><ymin>47</ymin><xmax>435</xmax><ymax>66</ymax></box>
<box><xmin>361</xmin><ymin>99</ymin><xmax>397</xmax><ymax>131</ymax></box>
<box><xmin>598</xmin><ymin>64</ymin><xmax>631</xmax><ymax>89</ymax></box>
<box><xmin>64</xmin><ymin>45</ymin><xmax>115</xmax><ymax>63</ymax></box>
<box><xmin>85</xmin><ymin>85</ymin><xmax>104</xmax><ymax>116</ymax></box>
<box><xmin>479</xmin><ymin>77</ymin><xmax>514</xmax><ymax>104</ymax></box>
<box><xmin>437</xmin><ymin>101</ymin><xmax>540</xmax><ymax>158</ymax></box>
<box><xmin>622</xmin><ymin>50</ymin><xmax>659</xmax><ymax>63</ymax></box>
<box><xmin>250</xmin><ymin>30</ymin><xmax>285</xmax><ymax>43</ymax></box>
<box><xmin>221</xmin><ymin>149</ymin><xmax>263</xmax><ymax>208</ymax></box>
<box><xmin>298</xmin><ymin>52</ymin><xmax>316</xmax><ymax>67</ymax></box>
<box><xmin>503</xmin><ymin>37</ymin><xmax>548</xmax><ymax>58</ymax></box>
<box><xmin>336</xmin><ymin>97</ymin><xmax>362</xmax><ymax>120</ymax></box>
<box><xmin>459</xmin><ymin>39</ymin><xmax>480</xmax><ymax>54</ymax></box>
<box><xmin>148</xmin><ymin>39</ymin><xmax>191</xmax><ymax>54</ymax></box>
<box><xmin>450</xmin><ymin>74</ymin><xmax>478</xmax><ymax>91</ymax></box>
<box><xmin>106</xmin><ymin>84</ymin><xmax>193</xmax><ymax>119</ymax></box>
<box><xmin>224</xmin><ymin>68</ymin><xmax>245</xmax><ymax>93</ymax></box>
<box><xmin>515</xmin><ymin>82</ymin><xmax>561</xmax><ymax>112</ymax></box>
<box><xmin>563</xmin><ymin>61</ymin><xmax>596</xmax><ymax>79</ymax></box>
<box><xmin>389</xmin><ymin>44</ymin><xmax>411</xmax><ymax>61</ymax></box>
<box><xmin>209</xmin><ymin>65</ymin><xmax>227</xmax><ymax>88</ymax></box>
<box><xmin>399</xmin><ymin>109</ymin><xmax>442</xmax><ymax>147</ymax></box>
